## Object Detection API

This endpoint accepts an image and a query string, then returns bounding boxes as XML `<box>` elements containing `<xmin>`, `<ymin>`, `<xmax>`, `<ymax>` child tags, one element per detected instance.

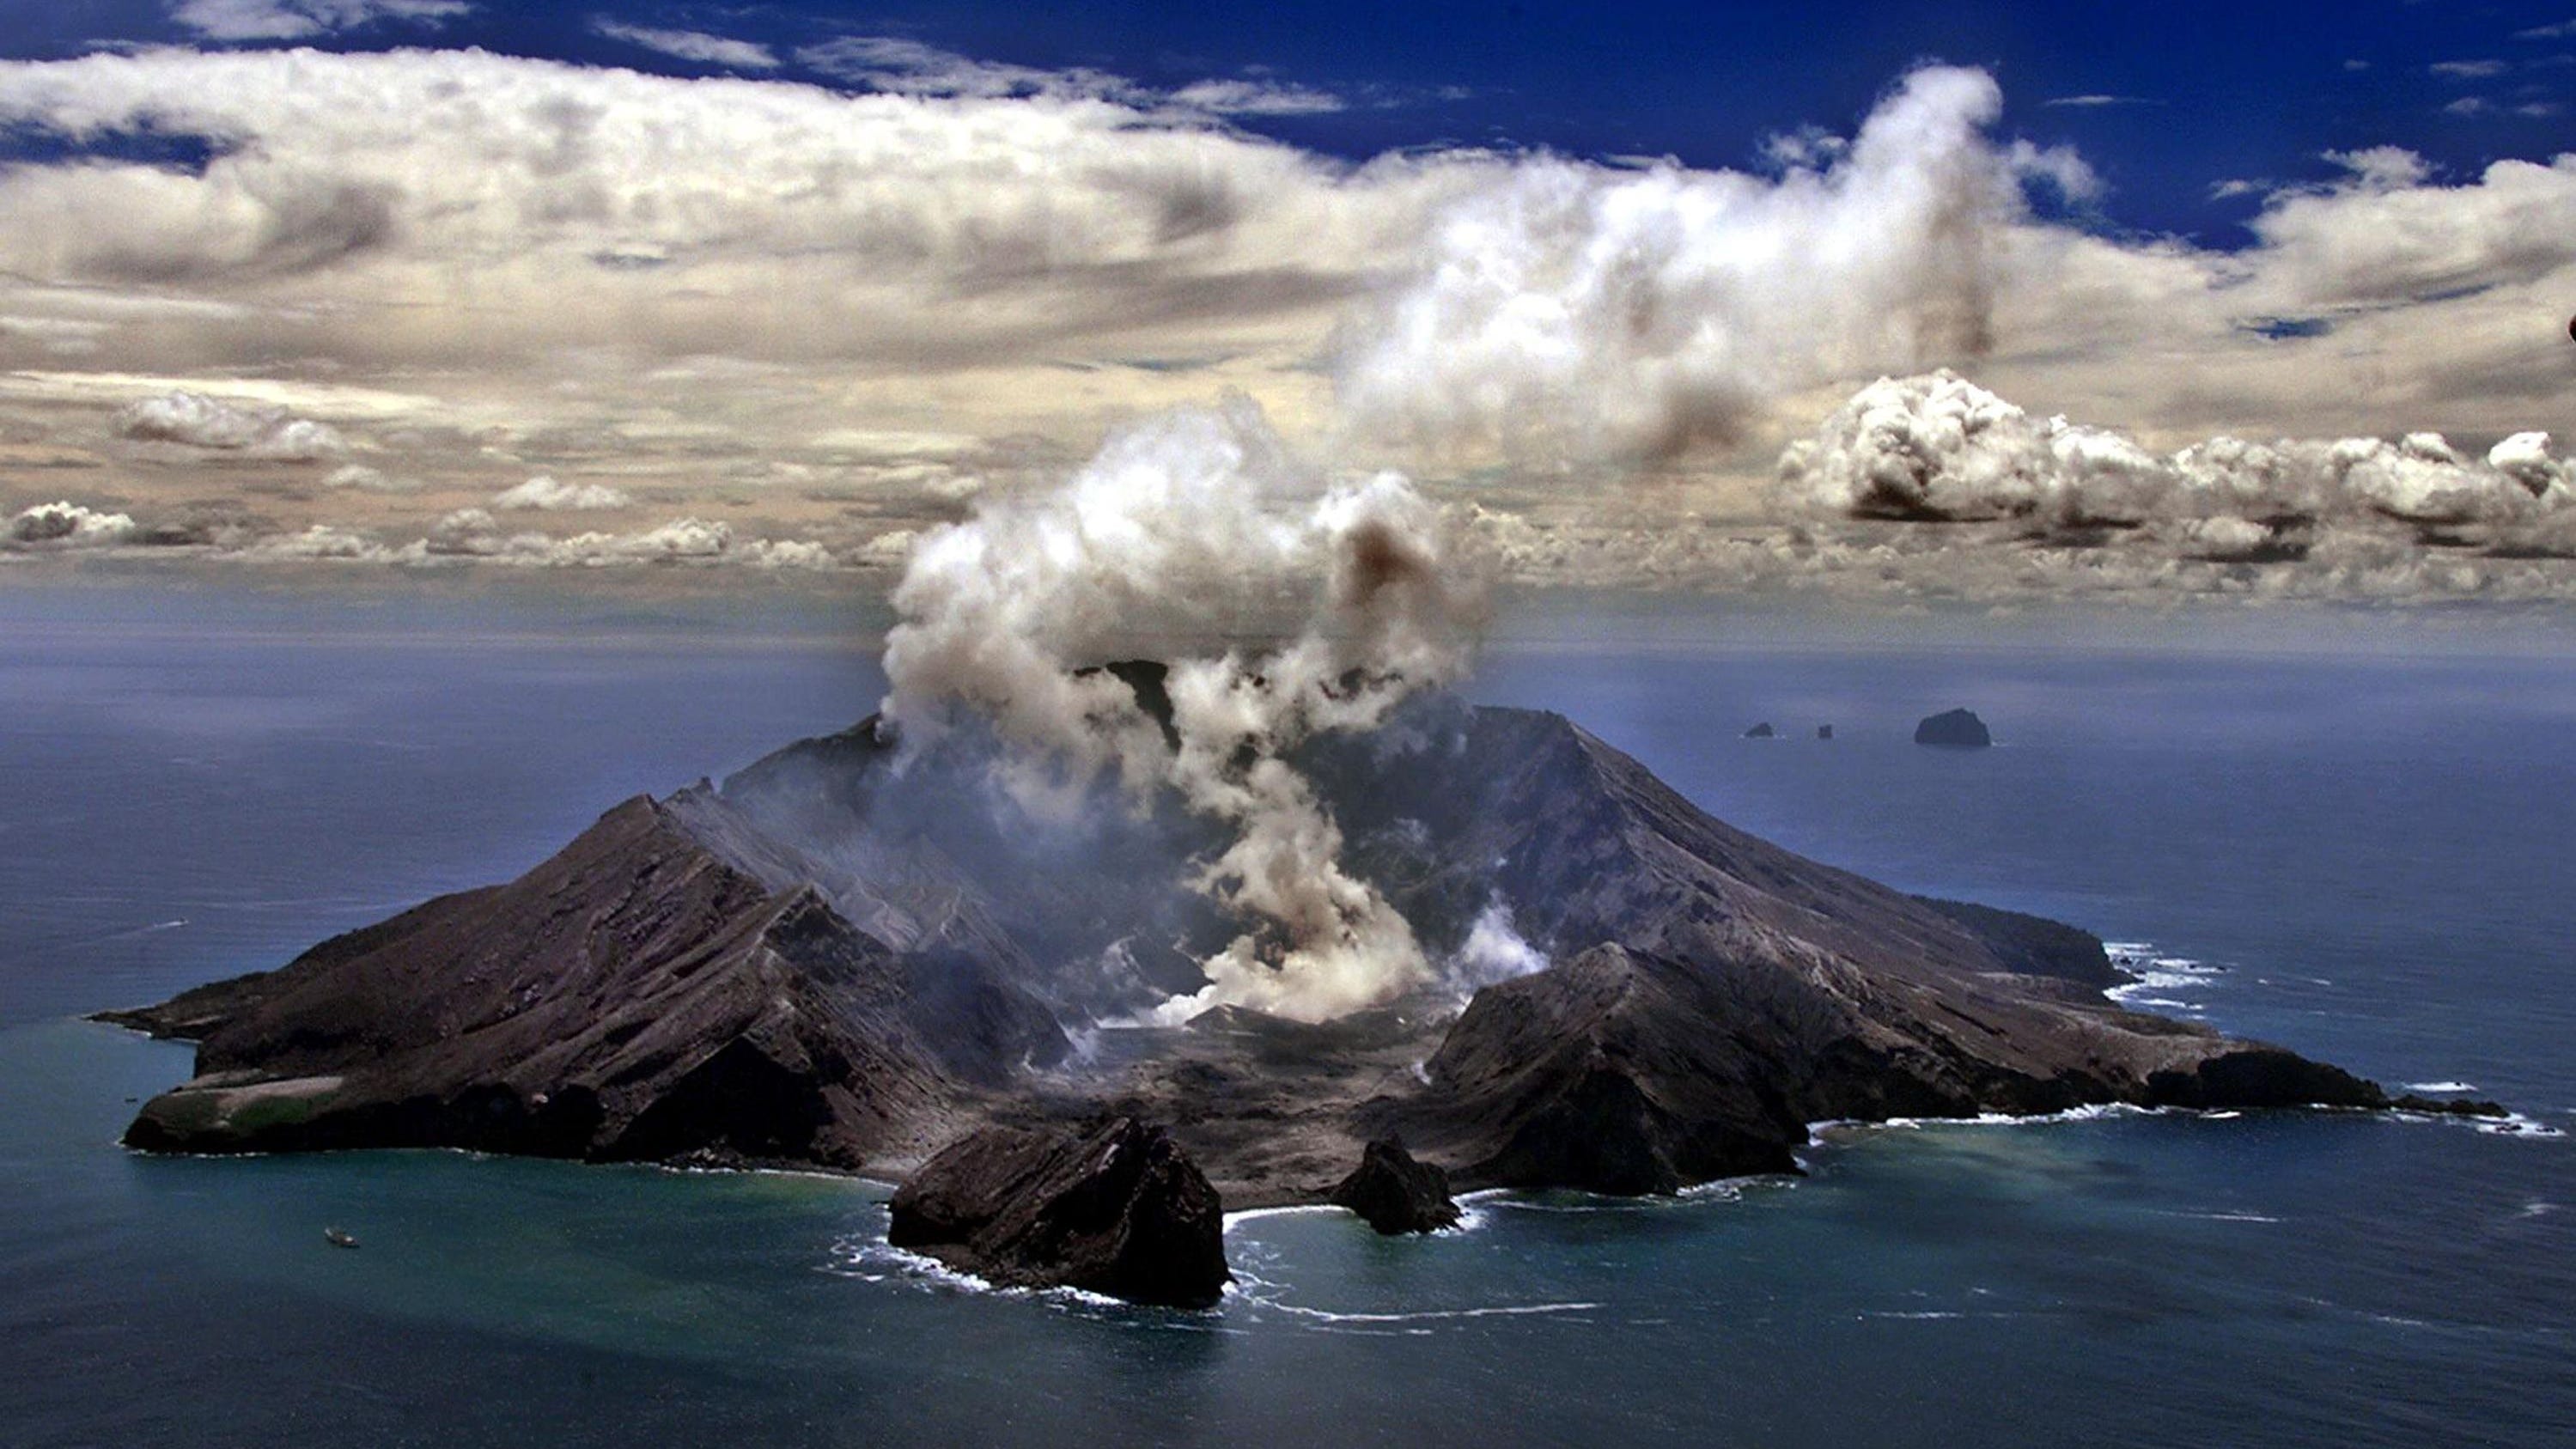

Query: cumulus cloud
<box><xmin>490</xmin><ymin>474</ymin><xmax>632</xmax><ymax>510</ymax></box>
<box><xmin>1334</xmin><ymin>67</ymin><xmax>2084</xmax><ymax>461</ymax></box>
<box><xmin>112</xmin><ymin>391</ymin><xmax>345</xmax><ymax>460</ymax></box>
<box><xmin>169</xmin><ymin>0</ymin><xmax>469</xmax><ymax>42</ymax></box>
<box><xmin>7</xmin><ymin>500</ymin><xmax>136</xmax><ymax>548</ymax></box>
<box><xmin>882</xmin><ymin>398</ymin><xmax>1487</xmax><ymax>1022</ymax></box>
<box><xmin>401</xmin><ymin>509</ymin><xmax>831</xmax><ymax>569</ymax></box>
<box><xmin>321</xmin><ymin>462</ymin><xmax>417</xmax><ymax>492</ymax></box>
<box><xmin>593</xmin><ymin>21</ymin><xmax>777</xmax><ymax>70</ymax></box>
<box><xmin>1780</xmin><ymin>370</ymin><xmax>2569</xmax><ymax>533</ymax></box>
<box><xmin>0</xmin><ymin>46</ymin><xmax>1465</xmax><ymax>389</ymax></box>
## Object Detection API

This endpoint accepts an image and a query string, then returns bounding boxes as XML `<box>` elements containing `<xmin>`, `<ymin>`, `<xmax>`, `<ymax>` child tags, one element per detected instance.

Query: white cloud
<box><xmin>1167</xmin><ymin>78</ymin><xmax>1346</xmax><ymax>116</ymax></box>
<box><xmin>6</xmin><ymin>500</ymin><xmax>136</xmax><ymax>547</ymax></box>
<box><xmin>111</xmin><ymin>390</ymin><xmax>346</xmax><ymax>460</ymax></box>
<box><xmin>169</xmin><ymin>0</ymin><xmax>469</xmax><ymax>42</ymax></box>
<box><xmin>593</xmin><ymin>21</ymin><xmax>778</xmax><ymax>71</ymax></box>
<box><xmin>1778</xmin><ymin>369</ymin><xmax>2565</xmax><ymax>531</ymax></box>
<box><xmin>490</xmin><ymin>474</ymin><xmax>632</xmax><ymax>510</ymax></box>
<box><xmin>857</xmin><ymin>527</ymin><xmax>917</xmax><ymax>567</ymax></box>
<box><xmin>322</xmin><ymin>462</ymin><xmax>417</xmax><ymax>492</ymax></box>
<box><xmin>2431</xmin><ymin>60</ymin><xmax>2510</xmax><ymax>80</ymax></box>
<box><xmin>793</xmin><ymin>36</ymin><xmax>1143</xmax><ymax>103</ymax></box>
<box><xmin>2248</xmin><ymin>151</ymin><xmax>2576</xmax><ymax>306</ymax></box>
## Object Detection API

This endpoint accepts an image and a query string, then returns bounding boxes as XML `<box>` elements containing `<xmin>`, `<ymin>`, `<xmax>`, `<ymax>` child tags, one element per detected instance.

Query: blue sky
<box><xmin>9</xmin><ymin>0</ymin><xmax>2576</xmax><ymax>247</ymax></box>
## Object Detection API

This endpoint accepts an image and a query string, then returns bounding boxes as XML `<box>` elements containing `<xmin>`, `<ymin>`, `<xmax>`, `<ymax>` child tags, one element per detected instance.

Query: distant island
<box><xmin>100</xmin><ymin>669</ymin><xmax>2474</xmax><ymax>1303</ymax></box>
<box><xmin>1915</xmin><ymin>708</ymin><xmax>1994</xmax><ymax>747</ymax></box>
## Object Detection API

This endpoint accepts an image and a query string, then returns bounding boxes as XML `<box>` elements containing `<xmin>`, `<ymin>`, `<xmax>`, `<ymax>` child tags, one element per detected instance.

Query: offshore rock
<box><xmin>887</xmin><ymin>1117</ymin><xmax>1229</xmax><ymax>1307</ymax></box>
<box><xmin>1329</xmin><ymin>1138</ymin><xmax>1462</xmax><ymax>1234</ymax></box>
<box><xmin>1914</xmin><ymin>708</ymin><xmax>1993</xmax><ymax>747</ymax></box>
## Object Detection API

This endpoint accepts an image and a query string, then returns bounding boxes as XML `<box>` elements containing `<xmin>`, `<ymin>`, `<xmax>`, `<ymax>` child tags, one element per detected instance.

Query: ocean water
<box><xmin>2</xmin><ymin>588</ymin><xmax>2570</xmax><ymax>1447</ymax></box>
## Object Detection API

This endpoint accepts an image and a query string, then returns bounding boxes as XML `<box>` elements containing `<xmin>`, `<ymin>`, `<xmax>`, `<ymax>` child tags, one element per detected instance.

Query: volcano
<box><xmin>102</xmin><ymin>668</ymin><xmax>2402</xmax><ymax>1207</ymax></box>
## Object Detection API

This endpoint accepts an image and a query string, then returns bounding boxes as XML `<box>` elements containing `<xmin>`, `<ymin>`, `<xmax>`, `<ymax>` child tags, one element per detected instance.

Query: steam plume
<box><xmin>1333</xmin><ymin>66</ymin><xmax>2076</xmax><ymax>462</ymax></box>
<box><xmin>880</xmin><ymin>398</ymin><xmax>1486</xmax><ymax>1023</ymax></box>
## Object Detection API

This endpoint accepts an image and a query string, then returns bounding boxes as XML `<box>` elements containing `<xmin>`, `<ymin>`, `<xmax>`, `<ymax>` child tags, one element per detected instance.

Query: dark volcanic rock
<box><xmin>888</xmin><ymin>1117</ymin><xmax>1228</xmax><ymax>1307</ymax></box>
<box><xmin>1330</xmin><ymin>1137</ymin><xmax>1461</xmax><ymax>1234</ymax></box>
<box><xmin>1915</xmin><ymin>708</ymin><xmax>1993</xmax><ymax>747</ymax></box>
<box><xmin>104</xmin><ymin>797</ymin><xmax>990</xmax><ymax>1169</ymax></box>
<box><xmin>1743</xmin><ymin>722</ymin><xmax>1775</xmax><ymax>739</ymax></box>
<box><xmin>1915</xmin><ymin>897</ymin><xmax>2124</xmax><ymax>989</ymax></box>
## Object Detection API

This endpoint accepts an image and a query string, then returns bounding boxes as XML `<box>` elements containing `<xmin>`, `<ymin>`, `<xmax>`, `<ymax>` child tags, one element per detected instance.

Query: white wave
<box><xmin>1222</xmin><ymin>1203</ymin><xmax>1344</xmax><ymax>1231</ymax></box>
<box><xmin>2404</xmin><ymin>1081</ymin><xmax>2479</xmax><ymax>1094</ymax></box>
<box><xmin>823</xmin><ymin>1236</ymin><xmax>1144</xmax><ymax>1312</ymax></box>
<box><xmin>2384</xmin><ymin>1106</ymin><xmax>2567</xmax><ymax>1139</ymax></box>
<box><xmin>2472</xmin><ymin>1114</ymin><xmax>2564</xmax><ymax>1138</ymax></box>
<box><xmin>1250</xmin><ymin>1298</ymin><xmax>1602</xmax><ymax>1326</ymax></box>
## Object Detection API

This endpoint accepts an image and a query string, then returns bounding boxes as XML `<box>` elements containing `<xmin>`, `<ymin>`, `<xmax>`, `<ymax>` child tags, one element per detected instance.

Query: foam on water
<box><xmin>2104</xmin><ymin>941</ymin><xmax>2227</xmax><ymax>1013</ymax></box>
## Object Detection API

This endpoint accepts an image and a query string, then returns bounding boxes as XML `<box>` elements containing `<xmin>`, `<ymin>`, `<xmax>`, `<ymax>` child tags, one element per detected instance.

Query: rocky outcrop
<box><xmin>888</xmin><ymin>1117</ymin><xmax>1229</xmax><ymax>1307</ymax></box>
<box><xmin>1743</xmin><ymin>722</ymin><xmax>1775</xmax><ymax>739</ymax></box>
<box><xmin>1817</xmin><ymin>724</ymin><xmax>1834</xmax><ymax>740</ymax></box>
<box><xmin>1329</xmin><ymin>1138</ymin><xmax>1461</xmax><ymax>1234</ymax></box>
<box><xmin>1915</xmin><ymin>708</ymin><xmax>1993</xmax><ymax>747</ymax></box>
<box><xmin>105</xmin><ymin>797</ymin><xmax>1010</xmax><ymax>1170</ymax></box>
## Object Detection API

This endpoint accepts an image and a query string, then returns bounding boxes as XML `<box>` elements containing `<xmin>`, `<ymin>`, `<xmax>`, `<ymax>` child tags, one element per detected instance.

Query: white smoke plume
<box><xmin>880</xmin><ymin>397</ymin><xmax>1488</xmax><ymax>1023</ymax></box>
<box><xmin>1448</xmin><ymin>897</ymin><xmax>1549</xmax><ymax>995</ymax></box>
<box><xmin>1334</xmin><ymin>65</ymin><xmax>2085</xmax><ymax>462</ymax></box>
<box><xmin>1780</xmin><ymin>369</ymin><xmax>2572</xmax><ymax>535</ymax></box>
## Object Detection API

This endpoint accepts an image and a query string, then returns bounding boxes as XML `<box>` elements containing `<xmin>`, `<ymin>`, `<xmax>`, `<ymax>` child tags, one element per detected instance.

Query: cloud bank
<box><xmin>0</xmin><ymin>46</ymin><xmax>2567</xmax><ymax>606</ymax></box>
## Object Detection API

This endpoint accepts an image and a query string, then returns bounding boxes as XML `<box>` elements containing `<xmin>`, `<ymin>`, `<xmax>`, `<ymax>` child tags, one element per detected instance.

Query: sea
<box><xmin>1</xmin><ymin>578</ymin><xmax>2569</xmax><ymax>1448</ymax></box>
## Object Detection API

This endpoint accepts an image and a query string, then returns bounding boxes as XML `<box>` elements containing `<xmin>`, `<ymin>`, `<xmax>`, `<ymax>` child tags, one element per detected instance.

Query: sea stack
<box><xmin>1817</xmin><ymin>724</ymin><xmax>1834</xmax><ymax>740</ymax></box>
<box><xmin>887</xmin><ymin>1117</ymin><xmax>1230</xmax><ymax>1308</ymax></box>
<box><xmin>1330</xmin><ymin>1138</ymin><xmax>1462</xmax><ymax>1235</ymax></box>
<box><xmin>1743</xmin><ymin>722</ymin><xmax>1775</xmax><ymax>739</ymax></box>
<box><xmin>1914</xmin><ymin>708</ymin><xmax>1992</xmax><ymax>748</ymax></box>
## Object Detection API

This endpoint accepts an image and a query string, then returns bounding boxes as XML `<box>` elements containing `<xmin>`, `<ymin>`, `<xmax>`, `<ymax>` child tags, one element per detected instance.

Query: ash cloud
<box><xmin>880</xmin><ymin>397</ymin><xmax>1489</xmax><ymax>1023</ymax></box>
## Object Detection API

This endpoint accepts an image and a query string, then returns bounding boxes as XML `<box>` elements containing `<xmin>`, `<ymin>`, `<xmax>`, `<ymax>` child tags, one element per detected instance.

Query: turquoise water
<box><xmin>1</xmin><ymin>591</ymin><xmax>2569</xmax><ymax>1446</ymax></box>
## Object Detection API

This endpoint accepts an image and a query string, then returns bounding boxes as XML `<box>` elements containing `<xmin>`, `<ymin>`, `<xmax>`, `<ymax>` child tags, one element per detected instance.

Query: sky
<box><xmin>1</xmin><ymin>0</ymin><xmax>2574</xmax><ymax>606</ymax></box>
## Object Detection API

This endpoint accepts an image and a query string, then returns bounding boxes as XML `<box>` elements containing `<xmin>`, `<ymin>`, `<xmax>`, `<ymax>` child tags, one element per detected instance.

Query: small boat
<box><xmin>323</xmin><ymin>1227</ymin><xmax>359</xmax><ymax>1249</ymax></box>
